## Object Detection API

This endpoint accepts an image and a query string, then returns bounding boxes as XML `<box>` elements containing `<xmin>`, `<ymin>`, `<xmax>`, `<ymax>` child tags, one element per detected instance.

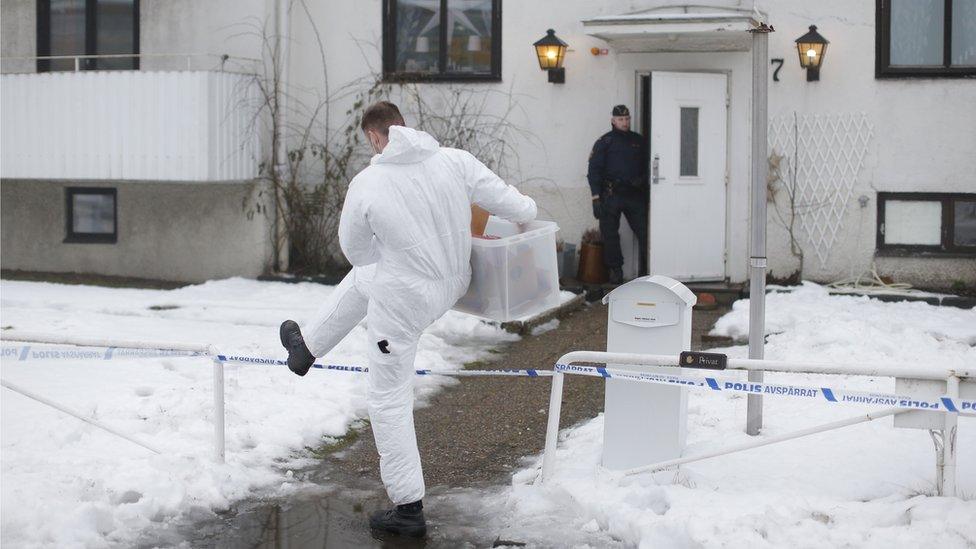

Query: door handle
<box><xmin>652</xmin><ymin>154</ymin><xmax>666</xmax><ymax>184</ymax></box>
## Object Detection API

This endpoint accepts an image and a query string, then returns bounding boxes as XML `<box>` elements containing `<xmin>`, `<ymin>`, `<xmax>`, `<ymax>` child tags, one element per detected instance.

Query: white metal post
<box><xmin>212</xmin><ymin>356</ymin><xmax>226</xmax><ymax>463</ymax></box>
<box><xmin>540</xmin><ymin>371</ymin><xmax>565</xmax><ymax>483</ymax></box>
<box><xmin>942</xmin><ymin>376</ymin><xmax>959</xmax><ymax>497</ymax></box>
<box><xmin>747</xmin><ymin>22</ymin><xmax>773</xmax><ymax>436</ymax></box>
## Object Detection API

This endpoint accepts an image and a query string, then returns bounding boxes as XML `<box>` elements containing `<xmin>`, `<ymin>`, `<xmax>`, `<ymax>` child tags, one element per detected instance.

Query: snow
<box><xmin>0</xmin><ymin>277</ymin><xmax>519</xmax><ymax>548</ymax></box>
<box><xmin>4</xmin><ymin>279</ymin><xmax>974</xmax><ymax>547</ymax></box>
<box><xmin>502</xmin><ymin>282</ymin><xmax>976</xmax><ymax>548</ymax></box>
<box><xmin>530</xmin><ymin>319</ymin><xmax>561</xmax><ymax>337</ymax></box>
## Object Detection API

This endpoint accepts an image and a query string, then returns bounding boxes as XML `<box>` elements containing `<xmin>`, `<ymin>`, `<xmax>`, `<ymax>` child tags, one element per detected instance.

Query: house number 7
<box><xmin>771</xmin><ymin>58</ymin><xmax>784</xmax><ymax>82</ymax></box>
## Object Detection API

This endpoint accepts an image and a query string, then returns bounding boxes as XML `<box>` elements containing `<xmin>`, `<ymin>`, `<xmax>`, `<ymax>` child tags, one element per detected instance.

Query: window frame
<box><xmin>37</xmin><ymin>0</ymin><xmax>140</xmax><ymax>73</ymax></box>
<box><xmin>876</xmin><ymin>0</ymin><xmax>976</xmax><ymax>78</ymax></box>
<box><xmin>65</xmin><ymin>186</ymin><xmax>118</xmax><ymax>244</ymax></box>
<box><xmin>876</xmin><ymin>192</ymin><xmax>976</xmax><ymax>257</ymax></box>
<box><xmin>381</xmin><ymin>0</ymin><xmax>502</xmax><ymax>83</ymax></box>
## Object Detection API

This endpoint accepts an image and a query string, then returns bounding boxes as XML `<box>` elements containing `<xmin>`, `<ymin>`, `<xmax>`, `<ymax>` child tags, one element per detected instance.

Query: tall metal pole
<box><xmin>747</xmin><ymin>22</ymin><xmax>773</xmax><ymax>436</ymax></box>
<box><xmin>273</xmin><ymin>0</ymin><xmax>291</xmax><ymax>272</ymax></box>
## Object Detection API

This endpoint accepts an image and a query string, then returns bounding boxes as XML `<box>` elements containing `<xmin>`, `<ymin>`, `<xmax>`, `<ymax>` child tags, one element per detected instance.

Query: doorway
<box><xmin>631</xmin><ymin>71</ymin><xmax>728</xmax><ymax>281</ymax></box>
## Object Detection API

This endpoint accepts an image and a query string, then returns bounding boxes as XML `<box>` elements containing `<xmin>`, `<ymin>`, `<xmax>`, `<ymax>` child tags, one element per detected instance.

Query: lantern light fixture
<box><xmin>795</xmin><ymin>25</ymin><xmax>828</xmax><ymax>81</ymax></box>
<box><xmin>533</xmin><ymin>29</ymin><xmax>568</xmax><ymax>84</ymax></box>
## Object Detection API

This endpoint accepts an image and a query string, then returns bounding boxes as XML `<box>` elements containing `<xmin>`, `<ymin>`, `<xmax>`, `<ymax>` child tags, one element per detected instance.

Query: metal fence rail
<box><xmin>541</xmin><ymin>350</ymin><xmax>973</xmax><ymax>497</ymax></box>
<box><xmin>3</xmin><ymin>334</ymin><xmax>970</xmax><ymax>498</ymax></box>
<box><xmin>1</xmin><ymin>332</ymin><xmax>551</xmax><ymax>465</ymax></box>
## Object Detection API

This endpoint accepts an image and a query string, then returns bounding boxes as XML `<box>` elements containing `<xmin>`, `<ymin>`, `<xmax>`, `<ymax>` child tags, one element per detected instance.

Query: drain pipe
<box><xmin>747</xmin><ymin>20</ymin><xmax>773</xmax><ymax>436</ymax></box>
<box><xmin>273</xmin><ymin>0</ymin><xmax>291</xmax><ymax>272</ymax></box>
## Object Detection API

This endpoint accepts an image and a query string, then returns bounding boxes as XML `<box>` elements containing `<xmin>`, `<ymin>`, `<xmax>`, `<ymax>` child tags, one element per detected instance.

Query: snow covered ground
<box><xmin>501</xmin><ymin>282</ymin><xmax>976</xmax><ymax>548</ymax></box>
<box><xmin>4</xmin><ymin>279</ymin><xmax>975</xmax><ymax>548</ymax></box>
<box><xmin>0</xmin><ymin>277</ymin><xmax>520</xmax><ymax>548</ymax></box>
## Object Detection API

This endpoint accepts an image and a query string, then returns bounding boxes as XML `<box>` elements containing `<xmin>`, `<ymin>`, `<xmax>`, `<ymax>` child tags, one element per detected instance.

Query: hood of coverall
<box><xmin>371</xmin><ymin>126</ymin><xmax>440</xmax><ymax>166</ymax></box>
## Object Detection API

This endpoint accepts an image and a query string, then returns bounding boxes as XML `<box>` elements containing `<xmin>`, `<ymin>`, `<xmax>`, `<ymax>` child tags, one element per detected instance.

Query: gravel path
<box><xmin>325</xmin><ymin>299</ymin><xmax>729</xmax><ymax>489</ymax></box>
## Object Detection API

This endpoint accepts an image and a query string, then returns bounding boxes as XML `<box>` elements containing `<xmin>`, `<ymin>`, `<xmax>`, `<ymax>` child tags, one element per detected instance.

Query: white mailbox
<box><xmin>601</xmin><ymin>275</ymin><xmax>696</xmax><ymax>470</ymax></box>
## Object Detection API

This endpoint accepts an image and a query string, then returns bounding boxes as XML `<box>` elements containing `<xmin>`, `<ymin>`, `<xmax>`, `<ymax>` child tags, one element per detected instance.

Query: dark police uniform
<box><xmin>587</xmin><ymin>106</ymin><xmax>649</xmax><ymax>280</ymax></box>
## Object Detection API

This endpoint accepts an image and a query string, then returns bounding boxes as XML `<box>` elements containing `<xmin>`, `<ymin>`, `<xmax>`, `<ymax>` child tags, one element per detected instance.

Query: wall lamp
<box><xmin>533</xmin><ymin>29</ymin><xmax>568</xmax><ymax>84</ymax></box>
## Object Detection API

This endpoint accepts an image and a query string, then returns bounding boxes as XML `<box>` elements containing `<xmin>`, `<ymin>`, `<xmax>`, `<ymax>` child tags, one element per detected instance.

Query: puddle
<box><xmin>137</xmin><ymin>471</ymin><xmax>627</xmax><ymax>549</ymax></box>
<box><xmin>135</xmin><ymin>467</ymin><xmax>516</xmax><ymax>548</ymax></box>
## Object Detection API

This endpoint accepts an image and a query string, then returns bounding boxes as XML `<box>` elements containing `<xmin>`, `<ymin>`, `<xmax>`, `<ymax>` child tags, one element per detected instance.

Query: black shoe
<box><xmin>369</xmin><ymin>500</ymin><xmax>427</xmax><ymax>538</ymax></box>
<box><xmin>608</xmin><ymin>267</ymin><xmax>624</xmax><ymax>285</ymax></box>
<box><xmin>279</xmin><ymin>320</ymin><xmax>315</xmax><ymax>376</ymax></box>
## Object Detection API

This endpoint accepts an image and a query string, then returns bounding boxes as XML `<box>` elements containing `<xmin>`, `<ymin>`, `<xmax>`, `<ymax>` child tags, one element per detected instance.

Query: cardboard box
<box><xmin>471</xmin><ymin>205</ymin><xmax>490</xmax><ymax>237</ymax></box>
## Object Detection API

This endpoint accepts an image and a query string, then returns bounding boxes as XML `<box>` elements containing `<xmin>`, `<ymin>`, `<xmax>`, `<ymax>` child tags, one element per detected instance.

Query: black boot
<box><xmin>279</xmin><ymin>320</ymin><xmax>315</xmax><ymax>376</ymax></box>
<box><xmin>369</xmin><ymin>500</ymin><xmax>427</xmax><ymax>538</ymax></box>
<box><xmin>608</xmin><ymin>267</ymin><xmax>624</xmax><ymax>285</ymax></box>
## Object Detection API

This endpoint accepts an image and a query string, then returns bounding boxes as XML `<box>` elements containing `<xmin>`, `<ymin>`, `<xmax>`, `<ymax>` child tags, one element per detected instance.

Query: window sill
<box><xmin>64</xmin><ymin>235</ymin><xmax>117</xmax><ymax>244</ymax></box>
<box><xmin>875</xmin><ymin>249</ymin><xmax>976</xmax><ymax>259</ymax></box>
<box><xmin>382</xmin><ymin>72</ymin><xmax>502</xmax><ymax>84</ymax></box>
<box><xmin>875</xmin><ymin>68</ymin><xmax>976</xmax><ymax>79</ymax></box>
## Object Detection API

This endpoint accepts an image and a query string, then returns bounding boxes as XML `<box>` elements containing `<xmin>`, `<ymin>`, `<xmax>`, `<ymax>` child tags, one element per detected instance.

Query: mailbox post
<box><xmin>601</xmin><ymin>275</ymin><xmax>696</xmax><ymax>470</ymax></box>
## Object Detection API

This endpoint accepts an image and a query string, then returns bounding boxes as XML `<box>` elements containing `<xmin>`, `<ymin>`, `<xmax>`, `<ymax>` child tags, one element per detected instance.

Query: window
<box><xmin>65</xmin><ymin>187</ymin><xmax>117</xmax><ymax>243</ymax></box>
<box><xmin>382</xmin><ymin>0</ymin><xmax>501</xmax><ymax>82</ymax></box>
<box><xmin>877</xmin><ymin>192</ymin><xmax>976</xmax><ymax>255</ymax></box>
<box><xmin>679</xmin><ymin>107</ymin><xmax>699</xmax><ymax>177</ymax></box>
<box><xmin>37</xmin><ymin>0</ymin><xmax>139</xmax><ymax>72</ymax></box>
<box><xmin>876</xmin><ymin>0</ymin><xmax>976</xmax><ymax>77</ymax></box>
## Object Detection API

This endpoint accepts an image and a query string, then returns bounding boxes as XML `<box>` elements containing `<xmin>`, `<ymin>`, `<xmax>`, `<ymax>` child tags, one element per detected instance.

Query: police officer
<box><xmin>587</xmin><ymin>104</ymin><xmax>649</xmax><ymax>284</ymax></box>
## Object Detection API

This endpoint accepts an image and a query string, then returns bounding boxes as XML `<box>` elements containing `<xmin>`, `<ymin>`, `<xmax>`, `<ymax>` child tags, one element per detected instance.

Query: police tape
<box><xmin>6</xmin><ymin>343</ymin><xmax>970</xmax><ymax>412</ymax></box>
<box><xmin>1</xmin><ymin>345</ymin><xmax>552</xmax><ymax>379</ymax></box>
<box><xmin>553</xmin><ymin>363</ymin><xmax>976</xmax><ymax>414</ymax></box>
<box><xmin>215</xmin><ymin>354</ymin><xmax>553</xmax><ymax>378</ymax></box>
<box><xmin>1</xmin><ymin>344</ymin><xmax>205</xmax><ymax>361</ymax></box>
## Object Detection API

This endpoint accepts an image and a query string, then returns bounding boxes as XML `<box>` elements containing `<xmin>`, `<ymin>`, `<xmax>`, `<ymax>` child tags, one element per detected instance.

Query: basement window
<box><xmin>65</xmin><ymin>187</ymin><xmax>117</xmax><ymax>243</ymax></box>
<box><xmin>877</xmin><ymin>192</ymin><xmax>976</xmax><ymax>256</ymax></box>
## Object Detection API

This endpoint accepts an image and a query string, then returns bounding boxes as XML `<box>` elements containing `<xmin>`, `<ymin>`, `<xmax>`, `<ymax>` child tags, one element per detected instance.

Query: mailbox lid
<box><xmin>602</xmin><ymin>275</ymin><xmax>697</xmax><ymax>307</ymax></box>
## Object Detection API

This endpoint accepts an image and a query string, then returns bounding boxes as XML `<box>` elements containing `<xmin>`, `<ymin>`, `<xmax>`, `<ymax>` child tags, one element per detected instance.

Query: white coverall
<box><xmin>305</xmin><ymin>126</ymin><xmax>536</xmax><ymax>505</ymax></box>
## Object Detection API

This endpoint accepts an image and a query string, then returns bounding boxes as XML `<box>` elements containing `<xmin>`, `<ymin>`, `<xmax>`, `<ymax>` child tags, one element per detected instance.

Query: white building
<box><xmin>2</xmin><ymin>0</ymin><xmax>974</xmax><ymax>288</ymax></box>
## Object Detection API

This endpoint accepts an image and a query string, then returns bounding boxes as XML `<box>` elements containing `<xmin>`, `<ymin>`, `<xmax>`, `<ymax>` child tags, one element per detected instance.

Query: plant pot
<box><xmin>560</xmin><ymin>243</ymin><xmax>578</xmax><ymax>280</ymax></box>
<box><xmin>577</xmin><ymin>242</ymin><xmax>608</xmax><ymax>284</ymax></box>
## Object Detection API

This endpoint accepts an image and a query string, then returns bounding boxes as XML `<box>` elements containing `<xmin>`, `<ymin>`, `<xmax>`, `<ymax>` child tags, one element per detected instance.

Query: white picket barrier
<box><xmin>541</xmin><ymin>351</ymin><xmax>974</xmax><ymax>497</ymax></box>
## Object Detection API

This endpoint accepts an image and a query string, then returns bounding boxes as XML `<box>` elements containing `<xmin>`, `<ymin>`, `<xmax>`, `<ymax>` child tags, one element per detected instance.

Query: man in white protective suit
<box><xmin>278</xmin><ymin>101</ymin><xmax>537</xmax><ymax>538</ymax></box>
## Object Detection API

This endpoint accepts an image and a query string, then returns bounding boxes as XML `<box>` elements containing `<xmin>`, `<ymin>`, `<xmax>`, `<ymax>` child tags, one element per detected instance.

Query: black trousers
<box><xmin>599</xmin><ymin>186</ymin><xmax>649</xmax><ymax>274</ymax></box>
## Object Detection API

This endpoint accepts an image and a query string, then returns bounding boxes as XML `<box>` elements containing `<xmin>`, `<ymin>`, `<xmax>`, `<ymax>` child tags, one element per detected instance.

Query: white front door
<box><xmin>648</xmin><ymin>71</ymin><xmax>727</xmax><ymax>281</ymax></box>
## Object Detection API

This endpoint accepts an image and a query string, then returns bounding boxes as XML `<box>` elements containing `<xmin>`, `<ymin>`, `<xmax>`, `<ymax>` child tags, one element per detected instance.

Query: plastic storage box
<box><xmin>454</xmin><ymin>217</ymin><xmax>561</xmax><ymax>321</ymax></box>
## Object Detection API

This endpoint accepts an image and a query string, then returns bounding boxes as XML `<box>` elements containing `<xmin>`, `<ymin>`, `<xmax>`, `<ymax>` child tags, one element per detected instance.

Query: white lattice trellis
<box><xmin>768</xmin><ymin>112</ymin><xmax>873</xmax><ymax>267</ymax></box>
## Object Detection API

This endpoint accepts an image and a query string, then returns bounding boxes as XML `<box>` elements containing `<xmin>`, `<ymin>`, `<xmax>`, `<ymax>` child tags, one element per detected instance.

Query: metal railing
<box><xmin>0</xmin><ymin>52</ymin><xmax>261</xmax><ymax>74</ymax></box>
<box><xmin>3</xmin><ymin>332</ymin><xmax>971</xmax><ymax>499</ymax></box>
<box><xmin>542</xmin><ymin>350</ymin><xmax>973</xmax><ymax>497</ymax></box>
<box><xmin>1</xmin><ymin>332</ymin><xmax>553</xmax><ymax>465</ymax></box>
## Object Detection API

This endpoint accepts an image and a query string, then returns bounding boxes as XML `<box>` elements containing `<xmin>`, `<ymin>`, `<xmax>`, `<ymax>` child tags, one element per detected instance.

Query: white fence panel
<box><xmin>0</xmin><ymin>70</ymin><xmax>260</xmax><ymax>181</ymax></box>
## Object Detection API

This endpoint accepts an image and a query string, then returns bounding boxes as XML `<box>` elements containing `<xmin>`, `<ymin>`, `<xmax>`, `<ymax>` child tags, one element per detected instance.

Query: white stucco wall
<box><xmin>763</xmin><ymin>1</ymin><xmax>976</xmax><ymax>287</ymax></box>
<box><xmin>285</xmin><ymin>0</ymin><xmax>973</xmax><ymax>288</ymax></box>
<box><xmin>0</xmin><ymin>0</ymin><xmax>35</xmax><ymax>73</ymax></box>
<box><xmin>139</xmin><ymin>0</ymin><xmax>270</xmax><ymax>71</ymax></box>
